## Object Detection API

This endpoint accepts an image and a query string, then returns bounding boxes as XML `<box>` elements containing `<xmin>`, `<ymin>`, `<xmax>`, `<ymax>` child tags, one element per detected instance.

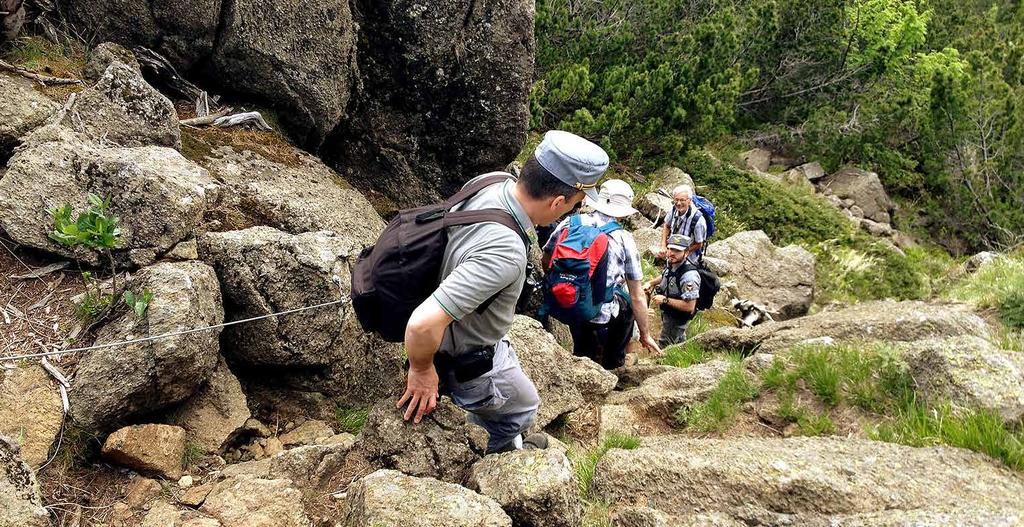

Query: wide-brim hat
<box><xmin>585</xmin><ymin>179</ymin><xmax>638</xmax><ymax>218</ymax></box>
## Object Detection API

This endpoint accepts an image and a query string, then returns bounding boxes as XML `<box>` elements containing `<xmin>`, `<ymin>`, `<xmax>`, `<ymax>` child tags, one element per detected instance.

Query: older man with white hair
<box><xmin>659</xmin><ymin>184</ymin><xmax>706</xmax><ymax>265</ymax></box>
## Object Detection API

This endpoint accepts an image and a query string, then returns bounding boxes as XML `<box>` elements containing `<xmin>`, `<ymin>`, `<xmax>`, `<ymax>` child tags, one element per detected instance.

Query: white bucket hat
<box><xmin>586</xmin><ymin>179</ymin><xmax>638</xmax><ymax>218</ymax></box>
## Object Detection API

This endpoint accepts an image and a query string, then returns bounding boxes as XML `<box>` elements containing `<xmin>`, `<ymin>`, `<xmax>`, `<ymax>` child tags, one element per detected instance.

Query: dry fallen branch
<box><xmin>0</xmin><ymin>58</ymin><xmax>82</xmax><ymax>85</ymax></box>
<box><xmin>213</xmin><ymin>111</ymin><xmax>274</xmax><ymax>131</ymax></box>
<box><xmin>180</xmin><ymin>106</ymin><xmax>232</xmax><ymax>127</ymax></box>
<box><xmin>12</xmin><ymin>261</ymin><xmax>68</xmax><ymax>279</ymax></box>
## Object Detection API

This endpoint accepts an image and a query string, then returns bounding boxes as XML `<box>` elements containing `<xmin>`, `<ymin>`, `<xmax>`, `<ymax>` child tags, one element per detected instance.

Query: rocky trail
<box><xmin>2</xmin><ymin>6</ymin><xmax>1024</xmax><ymax>526</ymax></box>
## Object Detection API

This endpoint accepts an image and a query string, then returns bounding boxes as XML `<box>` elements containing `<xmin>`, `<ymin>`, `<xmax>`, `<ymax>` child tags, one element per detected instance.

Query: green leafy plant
<box><xmin>47</xmin><ymin>194</ymin><xmax>146</xmax><ymax>324</ymax></box>
<box><xmin>122</xmin><ymin>289</ymin><xmax>154</xmax><ymax>318</ymax></box>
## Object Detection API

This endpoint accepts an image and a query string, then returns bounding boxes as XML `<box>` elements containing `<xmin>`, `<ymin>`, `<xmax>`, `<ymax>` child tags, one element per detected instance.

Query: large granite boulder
<box><xmin>0</xmin><ymin>437</ymin><xmax>48</xmax><ymax>527</ymax></box>
<box><xmin>592</xmin><ymin>436</ymin><xmax>1024</xmax><ymax>525</ymax></box>
<box><xmin>0</xmin><ymin>74</ymin><xmax>58</xmax><ymax>159</ymax></box>
<box><xmin>705</xmin><ymin>230</ymin><xmax>816</xmax><ymax>320</ymax></box>
<box><xmin>469</xmin><ymin>449</ymin><xmax>582</xmax><ymax>527</ymax></box>
<box><xmin>901</xmin><ymin>336</ymin><xmax>1024</xmax><ymax>424</ymax></box>
<box><xmin>325</xmin><ymin>0</ymin><xmax>535</xmax><ymax>208</ymax></box>
<box><xmin>209</xmin><ymin>0</ymin><xmax>358</xmax><ymax>146</ymax></box>
<box><xmin>0</xmin><ymin>129</ymin><xmax>217</xmax><ymax>266</ymax></box>
<box><xmin>635</xmin><ymin>192</ymin><xmax>672</xmax><ymax>223</ymax></box>
<box><xmin>356</xmin><ymin>398</ymin><xmax>488</xmax><ymax>485</ymax></box>
<box><xmin>60</xmin><ymin>61</ymin><xmax>181</xmax><ymax>149</ymax></box>
<box><xmin>200</xmin><ymin>146</ymin><xmax>385</xmax><ymax>243</ymax></box>
<box><xmin>338</xmin><ymin>469</ymin><xmax>512</xmax><ymax>527</ymax></box>
<box><xmin>507</xmin><ymin>316</ymin><xmax>618</xmax><ymax>429</ymax></box>
<box><xmin>70</xmin><ymin>261</ymin><xmax>223</xmax><ymax>432</ymax></box>
<box><xmin>738</xmin><ymin>148</ymin><xmax>771</xmax><ymax>172</ymax></box>
<box><xmin>652</xmin><ymin>166</ymin><xmax>694</xmax><ymax>193</ymax></box>
<box><xmin>694</xmin><ymin>300</ymin><xmax>992</xmax><ymax>355</ymax></box>
<box><xmin>0</xmin><ymin>364</ymin><xmax>63</xmax><ymax>468</ymax></box>
<box><xmin>817</xmin><ymin>167</ymin><xmax>895</xmax><ymax>224</ymax></box>
<box><xmin>164</xmin><ymin>356</ymin><xmax>251</xmax><ymax>453</ymax></box>
<box><xmin>198</xmin><ymin>227</ymin><xmax>403</xmax><ymax>402</ymax></box>
<box><xmin>61</xmin><ymin>0</ymin><xmax>535</xmax><ymax>207</ymax></box>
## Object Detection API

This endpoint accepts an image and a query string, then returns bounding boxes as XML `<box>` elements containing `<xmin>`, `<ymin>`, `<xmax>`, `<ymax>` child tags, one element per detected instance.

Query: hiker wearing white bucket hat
<box><xmin>542</xmin><ymin>178</ymin><xmax>661</xmax><ymax>369</ymax></box>
<box><xmin>587</xmin><ymin>179</ymin><xmax>639</xmax><ymax>218</ymax></box>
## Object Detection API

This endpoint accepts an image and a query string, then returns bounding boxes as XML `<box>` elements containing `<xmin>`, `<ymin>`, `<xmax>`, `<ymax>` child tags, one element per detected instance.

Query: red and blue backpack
<box><xmin>540</xmin><ymin>215</ymin><xmax>622</xmax><ymax>324</ymax></box>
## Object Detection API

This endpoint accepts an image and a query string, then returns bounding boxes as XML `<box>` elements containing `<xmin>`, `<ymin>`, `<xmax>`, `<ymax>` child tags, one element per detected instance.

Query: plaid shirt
<box><xmin>544</xmin><ymin>212</ymin><xmax>643</xmax><ymax>323</ymax></box>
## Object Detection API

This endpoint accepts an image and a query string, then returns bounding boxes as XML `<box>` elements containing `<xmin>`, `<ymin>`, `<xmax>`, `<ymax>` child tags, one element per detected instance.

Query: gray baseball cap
<box><xmin>534</xmin><ymin>130</ymin><xmax>607</xmax><ymax>201</ymax></box>
<box><xmin>667</xmin><ymin>233</ymin><xmax>692</xmax><ymax>251</ymax></box>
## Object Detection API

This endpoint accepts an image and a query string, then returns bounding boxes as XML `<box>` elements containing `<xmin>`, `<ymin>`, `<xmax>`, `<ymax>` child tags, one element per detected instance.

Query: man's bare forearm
<box><xmin>626</xmin><ymin>280</ymin><xmax>651</xmax><ymax>337</ymax></box>
<box><xmin>404</xmin><ymin>299</ymin><xmax>453</xmax><ymax>370</ymax></box>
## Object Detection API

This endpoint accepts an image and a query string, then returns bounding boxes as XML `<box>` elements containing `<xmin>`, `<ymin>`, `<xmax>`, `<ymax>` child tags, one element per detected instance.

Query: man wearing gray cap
<box><xmin>647</xmin><ymin>233</ymin><xmax>701</xmax><ymax>347</ymax></box>
<box><xmin>542</xmin><ymin>179</ymin><xmax>661</xmax><ymax>369</ymax></box>
<box><xmin>399</xmin><ymin>130</ymin><xmax>604</xmax><ymax>453</ymax></box>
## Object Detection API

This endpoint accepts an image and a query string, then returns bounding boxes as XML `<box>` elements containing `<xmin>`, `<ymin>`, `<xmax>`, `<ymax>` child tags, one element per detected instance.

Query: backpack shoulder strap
<box><xmin>443</xmin><ymin>209</ymin><xmax>529</xmax><ymax>248</ymax></box>
<box><xmin>688</xmin><ymin>210</ymin><xmax>701</xmax><ymax>236</ymax></box>
<box><xmin>444</xmin><ymin>172</ymin><xmax>516</xmax><ymax>209</ymax></box>
<box><xmin>599</xmin><ymin>221</ymin><xmax>622</xmax><ymax>234</ymax></box>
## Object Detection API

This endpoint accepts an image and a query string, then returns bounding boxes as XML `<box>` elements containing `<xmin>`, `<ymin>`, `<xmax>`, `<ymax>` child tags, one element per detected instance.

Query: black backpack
<box><xmin>663</xmin><ymin>262</ymin><xmax>721</xmax><ymax>312</ymax></box>
<box><xmin>351</xmin><ymin>173</ymin><xmax>528</xmax><ymax>342</ymax></box>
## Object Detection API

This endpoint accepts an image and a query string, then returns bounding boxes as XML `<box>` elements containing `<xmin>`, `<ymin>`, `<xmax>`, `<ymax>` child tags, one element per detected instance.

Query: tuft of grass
<box><xmin>676</xmin><ymin>359</ymin><xmax>758</xmax><ymax>432</ymax></box>
<box><xmin>571</xmin><ymin>433</ymin><xmax>642</xmax><ymax>498</ymax></box>
<box><xmin>658</xmin><ymin>311</ymin><xmax>730</xmax><ymax>368</ymax></box>
<box><xmin>182</xmin><ymin>440</ymin><xmax>205</xmax><ymax>469</ymax></box>
<box><xmin>1</xmin><ymin>36</ymin><xmax>87</xmax><ymax>78</ymax></box>
<box><xmin>759</xmin><ymin>344</ymin><xmax>1024</xmax><ymax>470</ymax></box>
<box><xmin>874</xmin><ymin>403</ymin><xmax>1024</xmax><ymax>470</ymax></box>
<box><xmin>945</xmin><ymin>252</ymin><xmax>1024</xmax><ymax>310</ymax></box>
<box><xmin>998</xmin><ymin>289</ymin><xmax>1024</xmax><ymax>330</ymax></box>
<box><xmin>335</xmin><ymin>406</ymin><xmax>369</xmax><ymax>434</ymax></box>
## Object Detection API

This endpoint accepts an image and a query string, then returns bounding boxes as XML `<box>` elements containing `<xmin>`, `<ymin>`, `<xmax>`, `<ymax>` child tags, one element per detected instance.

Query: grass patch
<box><xmin>759</xmin><ymin>343</ymin><xmax>1024</xmax><ymax>470</ymax></box>
<box><xmin>1</xmin><ymin>36</ymin><xmax>87</xmax><ymax>79</ymax></box>
<box><xmin>874</xmin><ymin>404</ymin><xmax>1024</xmax><ymax>470</ymax></box>
<box><xmin>1</xmin><ymin>35</ymin><xmax>88</xmax><ymax>101</ymax></box>
<box><xmin>813</xmin><ymin>239</ymin><xmax>956</xmax><ymax>304</ymax></box>
<box><xmin>659</xmin><ymin>312</ymin><xmax>713</xmax><ymax>368</ymax></box>
<box><xmin>182</xmin><ymin>440</ymin><xmax>205</xmax><ymax>469</ymax></box>
<box><xmin>676</xmin><ymin>358</ymin><xmax>757</xmax><ymax>432</ymax></box>
<box><xmin>181</xmin><ymin>126</ymin><xmax>301</xmax><ymax>168</ymax></box>
<box><xmin>334</xmin><ymin>406</ymin><xmax>369</xmax><ymax>434</ymax></box>
<box><xmin>570</xmin><ymin>433</ymin><xmax>642</xmax><ymax>498</ymax></box>
<box><xmin>945</xmin><ymin>252</ymin><xmax>1024</xmax><ymax>331</ymax></box>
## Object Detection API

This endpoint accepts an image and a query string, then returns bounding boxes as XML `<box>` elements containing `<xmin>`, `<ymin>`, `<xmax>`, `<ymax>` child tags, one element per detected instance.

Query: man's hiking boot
<box><xmin>523</xmin><ymin>433</ymin><xmax>549</xmax><ymax>450</ymax></box>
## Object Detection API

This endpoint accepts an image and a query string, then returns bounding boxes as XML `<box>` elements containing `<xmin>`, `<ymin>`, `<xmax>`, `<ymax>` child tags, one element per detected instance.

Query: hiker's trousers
<box><xmin>445</xmin><ymin>338</ymin><xmax>540</xmax><ymax>453</ymax></box>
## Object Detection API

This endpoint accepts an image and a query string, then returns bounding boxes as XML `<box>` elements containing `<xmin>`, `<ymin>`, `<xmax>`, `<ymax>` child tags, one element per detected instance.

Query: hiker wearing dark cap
<box><xmin>399</xmin><ymin>130</ymin><xmax>604</xmax><ymax>453</ymax></box>
<box><xmin>542</xmin><ymin>179</ymin><xmax>661</xmax><ymax>370</ymax></box>
<box><xmin>647</xmin><ymin>233</ymin><xmax>700</xmax><ymax>347</ymax></box>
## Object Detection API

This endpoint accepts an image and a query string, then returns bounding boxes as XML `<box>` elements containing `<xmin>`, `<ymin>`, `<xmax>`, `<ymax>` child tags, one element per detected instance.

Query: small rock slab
<box><xmin>0</xmin><ymin>364</ymin><xmax>63</xmax><ymax>467</ymax></box>
<box><xmin>165</xmin><ymin>356</ymin><xmax>250</xmax><ymax>454</ymax></box>
<box><xmin>338</xmin><ymin>469</ymin><xmax>511</xmax><ymax>527</ymax></box>
<box><xmin>357</xmin><ymin>398</ymin><xmax>487</xmax><ymax>485</ymax></box>
<box><xmin>470</xmin><ymin>449</ymin><xmax>582</xmax><ymax>527</ymax></box>
<box><xmin>279</xmin><ymin>419</ymin><xmax>335</xmax><ymax>447</ymax></box>
<box><xmin>102</xmin><ymin>424</ymin><xmax>186</xmax><ymax>479</ymax></box>
<box><xmin>200</xmin><ymin>475</ymin><xmax>309</xmax><ymax>527</ymax></box>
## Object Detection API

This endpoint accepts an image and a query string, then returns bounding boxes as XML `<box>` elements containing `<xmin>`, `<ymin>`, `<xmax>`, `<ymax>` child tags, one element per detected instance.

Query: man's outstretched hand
<box><xmin>397</xmin><ymin>364</ymin><xmax>439</xmax><ymax>423</ymax></box>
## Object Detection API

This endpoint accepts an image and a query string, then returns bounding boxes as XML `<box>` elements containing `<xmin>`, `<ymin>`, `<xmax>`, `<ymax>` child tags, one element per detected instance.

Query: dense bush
<box><xmin>534</xmin><ymin>0</ymin><xmax>1024</xmax><ymax>252</ymax></box>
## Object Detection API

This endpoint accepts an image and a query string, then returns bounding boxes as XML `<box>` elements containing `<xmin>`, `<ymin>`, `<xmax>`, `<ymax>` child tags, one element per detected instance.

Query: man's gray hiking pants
<box><xmin>445</xmin><ymin>338</ymin><xmax>540</xmax><ymax>453</ymax></box>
